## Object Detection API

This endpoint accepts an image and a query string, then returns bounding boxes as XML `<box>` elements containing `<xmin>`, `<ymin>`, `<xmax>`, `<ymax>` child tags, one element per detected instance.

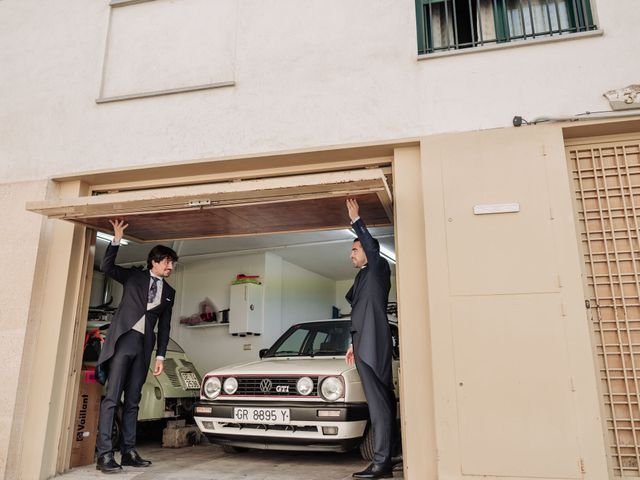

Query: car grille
<box><xmin>223</xmin><ymin>423</ymin><xmax>318</xmax><ymax>432</ymax></box>
<box><xmin>163</xmin><ymin>358</ymin><xmax>181</xmax><ymax>388</ymax></box>
<box><xmin>222</xmin><ymin>376</ymin><xmax>319</xmax><ymax>396</ymax></box>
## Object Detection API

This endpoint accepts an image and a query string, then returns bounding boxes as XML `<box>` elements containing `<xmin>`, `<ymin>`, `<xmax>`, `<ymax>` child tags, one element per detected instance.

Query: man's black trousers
<box><xmin>355</xmin><ymin>357</ymin><xmax>397</xmax><ymax>466</ymax></box>
<box><xmin>96</xmin><ymin>329</ymin><xmax>148</xmax><ymax>457</ymax></box>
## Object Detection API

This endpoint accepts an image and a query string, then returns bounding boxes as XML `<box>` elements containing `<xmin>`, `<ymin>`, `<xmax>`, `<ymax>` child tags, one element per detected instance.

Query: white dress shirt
<box><xmin>132</xmin><ymin>273</ymin><xmax>163</xmax><ymax>334</ymax></box>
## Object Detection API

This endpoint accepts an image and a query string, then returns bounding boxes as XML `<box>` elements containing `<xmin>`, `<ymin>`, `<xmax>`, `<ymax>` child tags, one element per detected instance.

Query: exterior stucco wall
<box><xmin>1</xmin><ymin>0</ymin><xmax>637</xmax><ymax>478</ymax></box>
<box><xmin>0</xmin><ymin>180</ymin><xmax>47</xmax><ymax>479</ymax></box>
<box><xmin>0</xmin><ymin>0</ymin><xmax>638</xmax><ymax>182</ymax></box>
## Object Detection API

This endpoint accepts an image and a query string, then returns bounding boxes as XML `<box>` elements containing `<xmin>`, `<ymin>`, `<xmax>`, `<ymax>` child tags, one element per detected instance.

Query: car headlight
<box><xmin>223</xmin><ymin>377</ymin><xmax>238</xmax><ymax>395</ymax></box>
<box><xmin>296</xmin><ymin>376</ymin><xmax>314</xmax><ymax>396</ymax></box>
<box><xmin>203</xmin><ymin>376</ymin><xmax>221</xmax><ymax>399</ymax></box>
<box><xmin>320</xmin><ymin>376</ymin><xmax>344</xmax><ymax>401</ymax></box>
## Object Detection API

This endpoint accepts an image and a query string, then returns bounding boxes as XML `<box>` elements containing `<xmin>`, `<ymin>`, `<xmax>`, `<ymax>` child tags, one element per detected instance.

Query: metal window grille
<box><xmin>163</xmin><ymin>358</ymin><xmax>182</xmax><ymax>388</ymax></box>
<box><xmin>567</xmin><ymin>139</ymin><xmax>640</xmax><ymax>477</ymax></box>
<box><xmin>416</xmin><ymin>0</ymin><xmax>597</xmax><ymax>55</ymax></box>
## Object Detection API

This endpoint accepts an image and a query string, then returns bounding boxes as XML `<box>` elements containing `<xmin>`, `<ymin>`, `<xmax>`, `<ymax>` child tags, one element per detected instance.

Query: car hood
<box><xmin>205</xmin><ymin>357</ymin><xmax>355</xmax><ymax>376</ymax></box>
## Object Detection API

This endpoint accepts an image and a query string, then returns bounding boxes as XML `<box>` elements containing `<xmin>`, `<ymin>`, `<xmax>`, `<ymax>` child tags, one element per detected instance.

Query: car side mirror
<box><xmin>259</xmin><ymin>348</ymin><xmax>268</xmax><ymax>358</ymax></box>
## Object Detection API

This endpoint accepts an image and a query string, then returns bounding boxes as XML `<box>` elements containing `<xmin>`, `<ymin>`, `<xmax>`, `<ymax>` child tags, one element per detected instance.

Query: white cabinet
<box><xmin>229</xmin><ymin>283</ymin><xmax>263</xmax><ymax>335</ymax></box>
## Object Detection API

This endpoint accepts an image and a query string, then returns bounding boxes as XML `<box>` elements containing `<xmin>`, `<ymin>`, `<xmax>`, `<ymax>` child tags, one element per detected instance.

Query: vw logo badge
<box><xmin>260</xmin><ymin>378</ymin><xmax>272</xmax><ymax>393</ymax></box>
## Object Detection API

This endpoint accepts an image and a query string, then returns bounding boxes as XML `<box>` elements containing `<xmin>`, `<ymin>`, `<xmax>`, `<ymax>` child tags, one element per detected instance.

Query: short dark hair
<box><xmin>353</xmin><ymin>237</ymin><xmax>380</xmax><ymax>250</ymax></box>
<box><xmin>147</xmin><ymin>245</ymin><xmax>178</xmax><ymax>269</ymax></box>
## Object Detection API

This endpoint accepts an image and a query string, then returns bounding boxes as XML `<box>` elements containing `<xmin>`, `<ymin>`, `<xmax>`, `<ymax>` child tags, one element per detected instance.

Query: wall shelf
<box><xmin>183</xmin><ymin>323</ymin><xmax>229</xmax><ymax>329</ymax></box>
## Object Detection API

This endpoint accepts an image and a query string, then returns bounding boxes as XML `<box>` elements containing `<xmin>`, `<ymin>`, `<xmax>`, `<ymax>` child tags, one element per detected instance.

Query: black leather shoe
<box><xmin>121</xmin><ymin>449</ymin><xmax>152</xmax><ymax>467</ymax></box>
<box><xmin>352</xmin><ymin>463</ymin><xmax>393</xmax><ymax>479</ymax></box>
<box><xmin>96</xmin><ymin>452</ymin><xmax>122</xmax><ymax>474</ymax></box>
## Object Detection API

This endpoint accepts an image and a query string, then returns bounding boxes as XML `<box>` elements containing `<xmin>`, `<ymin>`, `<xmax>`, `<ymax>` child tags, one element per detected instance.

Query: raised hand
<box><xmin>108</xmin><ymin>219</ymin><xmax>129</xmax><ymax>243</ymax></box>
<box><xmin>346</xmin><ymin>198</ymin><xmax>360</xmax><ymax>222</ymax></box>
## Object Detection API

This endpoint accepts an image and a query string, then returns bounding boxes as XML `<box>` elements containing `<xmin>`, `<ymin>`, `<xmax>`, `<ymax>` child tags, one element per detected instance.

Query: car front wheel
<box><xmin>359</xmin><ymin>424</ymin><xmax>374</xmax><ymax>461</ymax></box>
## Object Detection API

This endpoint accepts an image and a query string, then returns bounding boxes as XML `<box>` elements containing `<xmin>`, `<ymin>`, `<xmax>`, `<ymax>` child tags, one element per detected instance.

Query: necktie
<box><xmin>148</xmin><ymin>277</ymin><xmax>159</xmax><ymax>303</ymax></box>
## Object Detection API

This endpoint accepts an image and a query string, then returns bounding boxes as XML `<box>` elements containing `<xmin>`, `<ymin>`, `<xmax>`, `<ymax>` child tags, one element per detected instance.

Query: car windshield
<box><xmin>265</xmin><ymin>321</ymin><xmax>351</xmax><ymax>358</ymax></box>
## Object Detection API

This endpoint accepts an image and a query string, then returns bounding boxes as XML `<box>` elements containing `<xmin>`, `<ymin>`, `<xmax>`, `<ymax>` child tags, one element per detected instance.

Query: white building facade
<box><xmin>2</xmin><ymin>1</ymin><xmax>640</xmax><ymax>479</ymax></box>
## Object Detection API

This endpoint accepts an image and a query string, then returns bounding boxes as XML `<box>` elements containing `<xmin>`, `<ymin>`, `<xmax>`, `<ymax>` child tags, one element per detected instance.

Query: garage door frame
<box><xmin>12</xmin><ymin>142</ymin><xmax>435</xmax><ymax>480</ymax></box>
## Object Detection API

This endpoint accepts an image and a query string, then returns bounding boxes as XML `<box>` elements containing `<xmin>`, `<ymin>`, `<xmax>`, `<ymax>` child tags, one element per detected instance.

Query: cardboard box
<box><xmin>70</xmin><ymin>371</ymin><xmax>102</xmax><ymax>467</ymax></box>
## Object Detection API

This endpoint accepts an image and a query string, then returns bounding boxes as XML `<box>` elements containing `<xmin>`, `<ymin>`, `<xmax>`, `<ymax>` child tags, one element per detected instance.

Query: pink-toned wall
<box><xmin>0</xmin><ymin>180</ymin><xmax>47</xmax><ymax>479</ymax></box>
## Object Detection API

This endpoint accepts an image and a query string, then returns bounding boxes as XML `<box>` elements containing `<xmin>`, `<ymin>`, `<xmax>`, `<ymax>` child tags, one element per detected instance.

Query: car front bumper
<box><xmin>194</xmin><ymin>400</ymin><xmax>369</xmax><ymax>452</ymax></box>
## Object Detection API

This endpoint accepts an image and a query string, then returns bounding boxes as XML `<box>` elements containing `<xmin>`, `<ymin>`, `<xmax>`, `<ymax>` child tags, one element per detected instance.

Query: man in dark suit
<box><xmin>95</xmin><ymin>219</ymin><xmax>178</xmax><ymax>474</ymax></box>
<box><xmin>345</xmin><ymin>198</ymin><xmax>396</xmax><ymax>479</ymax></box>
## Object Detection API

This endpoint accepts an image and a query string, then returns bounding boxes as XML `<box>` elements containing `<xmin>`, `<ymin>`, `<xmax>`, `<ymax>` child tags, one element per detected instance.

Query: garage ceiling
<box><xmin>95</xmin><ymin>226</ymin><xmax>395</xmax><ymax>281</ymax></box>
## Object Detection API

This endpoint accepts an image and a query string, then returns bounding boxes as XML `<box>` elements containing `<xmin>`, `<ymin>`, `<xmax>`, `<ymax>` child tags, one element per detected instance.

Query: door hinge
<box><xmin>579</xmin><ymin>457</ymin><xmax>586</xmax><ymax>474</ymax></box>
<box><xmin>585</xmin><ymin>299</ymin><xmax>591</xmax><ymax>309</ymax></box>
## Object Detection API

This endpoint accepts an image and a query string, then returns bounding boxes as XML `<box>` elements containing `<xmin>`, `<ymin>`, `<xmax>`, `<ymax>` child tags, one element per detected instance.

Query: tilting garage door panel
<box><xmin>568</xmin><ymin>138</ymin><xmax>640</xmax><ymax>478</ymax></box>
<box><xmin>74</xmin><ymin>193</ymin><xmax>389</xmax><ymax>242</ymax></box>
<box><xmin>27</xmin><ymin>170</ymin><xmax>391</xmax><ymax>218</ymax></box>
<box><xmin>26</xmin><ymin>169</ymin><xmax>392</xmax><ymax>241</ymax></box>
<box><xmin>224</xmin><ymin>195</ymin><xmax>386</xmax><ymax>227</ymax></box>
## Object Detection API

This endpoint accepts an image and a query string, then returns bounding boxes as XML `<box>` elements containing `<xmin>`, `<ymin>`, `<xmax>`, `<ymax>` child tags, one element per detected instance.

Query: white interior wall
<box><xmin>263</xmin><ymin>252</ymin><xmax>284</xmax><ymax>348</ymax></box>
<box><xmin>166</xmin><ymin>253</ymin><xmax>266</xmax><ymax>375</ymax></box>
<box><xmin>280</xmin><ymin>260</ymin><xmax>336</xmax><ymax>331</ymax></box>
<box><xmin>102</xmin><ymin>250</ymin><xmax>338</xmax><ymax>375</ymax></box>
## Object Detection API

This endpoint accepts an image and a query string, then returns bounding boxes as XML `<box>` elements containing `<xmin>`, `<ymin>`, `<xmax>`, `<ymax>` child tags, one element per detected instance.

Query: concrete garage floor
<box><xmin>56</xmin><ymin>441</ymin><xmax>405</xmax><ymax>480</ymax></box>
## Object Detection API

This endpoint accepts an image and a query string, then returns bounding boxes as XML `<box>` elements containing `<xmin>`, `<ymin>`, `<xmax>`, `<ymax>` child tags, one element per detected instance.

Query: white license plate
<box><xmin>181</xmin><ymin>372</ymin><xmax>200</xmax><ymax>389</ymax></box>
<box><xmin>233</xmin><ymin>407</ymin><xmax>291</xmax><ymax>425</ymax></box>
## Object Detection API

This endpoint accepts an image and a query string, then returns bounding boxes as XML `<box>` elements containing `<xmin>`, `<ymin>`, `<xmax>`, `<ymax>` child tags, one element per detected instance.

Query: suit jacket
<box><xmin>346</xmin><ymin>218</ymin><xmax>392</xmax><ymax>381</ymax></box>
<box><xmin>97</xmin><ymin>243</ymin><xmax>175</xmax><ymax>374</ymax></box>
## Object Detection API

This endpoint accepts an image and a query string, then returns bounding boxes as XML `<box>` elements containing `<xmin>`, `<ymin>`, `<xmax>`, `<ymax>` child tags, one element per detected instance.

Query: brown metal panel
<box><xmin>26</xmin><ymin>169</ymin><xmax>393</xmax><ymax>241</ymax></box>
<box><xmin>71</xmin><ymin>193</ymin><xmax>389</xmax><ymax>242</ymax></box>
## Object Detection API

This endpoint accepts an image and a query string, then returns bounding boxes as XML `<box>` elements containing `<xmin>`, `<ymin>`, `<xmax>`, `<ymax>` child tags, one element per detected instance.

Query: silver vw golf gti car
<box><xmin>193</xmin><ymin>318</ymin><xmax>399</xmax><ymax>460</ymax></box>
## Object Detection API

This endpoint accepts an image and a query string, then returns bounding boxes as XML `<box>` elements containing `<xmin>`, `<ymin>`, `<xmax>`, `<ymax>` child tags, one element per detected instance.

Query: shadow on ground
<box><xmin>56</xmin><ymin>436</ymin><xmax>405</xmax><ymax>480</ymax></box>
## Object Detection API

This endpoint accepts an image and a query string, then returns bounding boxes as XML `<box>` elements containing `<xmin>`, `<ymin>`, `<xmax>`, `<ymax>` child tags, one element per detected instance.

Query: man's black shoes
<box><xmin>352</xmin><ymin>462</ymin><xmax>393</xmax><ymax>479</ymax></box>
<box><xmin>121</xmin><ymin>449</ymin><xmax>152</xmax><ymax>467</ymax></box>
<box><xmin>96</xmin><ymin>453</ymin><xmax>122</xmax><ymax>474</ymax></box>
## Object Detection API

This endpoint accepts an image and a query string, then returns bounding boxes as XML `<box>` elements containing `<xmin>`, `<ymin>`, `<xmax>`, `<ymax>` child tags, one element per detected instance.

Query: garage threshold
<box><xmin>54</xmin><ymin>442</ymin><xmax>404</xmax><ymax>480</ymax></box>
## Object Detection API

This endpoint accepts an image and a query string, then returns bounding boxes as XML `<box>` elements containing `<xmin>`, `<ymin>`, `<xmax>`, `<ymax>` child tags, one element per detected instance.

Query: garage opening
<box><xmin>27</xmin><ymin>167</ymin><xmax>403</xmax><ymax>478</ymax></box>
